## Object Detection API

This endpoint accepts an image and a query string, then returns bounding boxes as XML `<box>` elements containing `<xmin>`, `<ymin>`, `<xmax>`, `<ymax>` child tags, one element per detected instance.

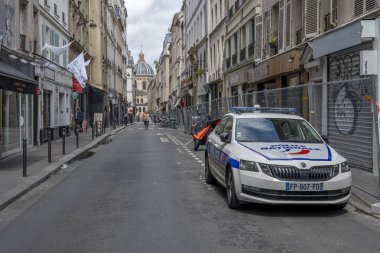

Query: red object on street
<box><xmin>73</xmin><ymin>77</ymin><xmax>83</xmax><ymax>93</ymax></box>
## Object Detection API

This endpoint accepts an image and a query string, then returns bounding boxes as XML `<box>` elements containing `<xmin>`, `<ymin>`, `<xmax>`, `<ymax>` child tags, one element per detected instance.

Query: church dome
<box><xmin>134</xmin><ymin>51</ymin><xmax>154</xmax><ymax>76</ymax></box>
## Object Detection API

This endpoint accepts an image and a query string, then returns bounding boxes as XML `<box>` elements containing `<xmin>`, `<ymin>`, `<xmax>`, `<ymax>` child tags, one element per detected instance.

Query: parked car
<box><xmin>205</xmin><ymin>106</ymin><xmax>352</xmax><ymax>209</ymax></box>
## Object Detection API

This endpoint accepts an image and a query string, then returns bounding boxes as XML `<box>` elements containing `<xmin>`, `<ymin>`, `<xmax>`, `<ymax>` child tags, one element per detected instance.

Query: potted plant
<box><xmin>194</xmin><ymin>68</ymin><xmax>206</xmax><ymax>78</ymax></box>
<box><xmin>269</xmin><ymin>32</ymin><xmax>278</xmax><ymax>48</ymax></box>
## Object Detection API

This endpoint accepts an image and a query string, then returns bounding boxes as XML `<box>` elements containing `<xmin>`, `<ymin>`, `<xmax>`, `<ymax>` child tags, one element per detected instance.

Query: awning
<box><xmin>0</xmin><ymin>61</ymin><xmax>39</xmax><ymax>95</ymax></box>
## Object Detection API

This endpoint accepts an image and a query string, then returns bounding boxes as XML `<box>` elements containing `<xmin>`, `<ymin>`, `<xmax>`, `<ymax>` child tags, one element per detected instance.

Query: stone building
<box><xmin>134</xmin><ymin>51</ymin><xmax>154</xmax><ymax>117</ymax></box>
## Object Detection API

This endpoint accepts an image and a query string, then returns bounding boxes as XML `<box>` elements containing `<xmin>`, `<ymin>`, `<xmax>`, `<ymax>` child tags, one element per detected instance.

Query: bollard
<box><xmin>62</xmin><ymin>128</ymin><xmax>66</xmax><ymax>155</ymax></box>
<box><xmin>48</xmin><ymin>129</ymin><xmax>52</xmax><ymax>163</ymax></box>
<box><xmin>76</xmin><ymin>126</ymin><xmax>79</xmax><ymax>148</ymax></box>
<box><xmin>92</xmin><ymin>121</ymin><xmax>94</xmax><ymax>140</ymax></box>
<box><xmin>23</xmin><ymin>138</ymin><xmax>27</xmax><ymax>177</ymax></box>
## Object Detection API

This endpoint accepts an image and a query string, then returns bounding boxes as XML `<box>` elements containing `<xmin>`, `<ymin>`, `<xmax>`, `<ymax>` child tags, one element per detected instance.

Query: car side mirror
<box><xmin>220</xmin><ymin>132</ymin><xmax>231</xmax><ymax>143</ymax></box>
<box><xmin>321</xmin><ymin>135</ymin><xmax>329</xmax><ymax>144</ymax></box>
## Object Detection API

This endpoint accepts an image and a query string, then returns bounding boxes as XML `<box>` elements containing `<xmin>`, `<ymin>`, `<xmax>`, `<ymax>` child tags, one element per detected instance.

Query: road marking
<box><xmin>177</xmin><ymin>148</ymin><xmax>183</xmax><ymax>154</ymax></box>
<box><xmin>160</xmin><ymin>137</ymin><xmax>170</xmax><ymax>143</ymax></box>
<box><xmin>185</xmin><ymin>139</ymin><xmax>193</xmax><ymax>146</ymax></box>
<box><xmin>164</xmin><ymin>133</ymin><xmax>179</xmax><ymax>145</ymax></box>
<box><xmin>138</xmin><ymin>128</ymin><xmax>143</xmax><ymax>130</ymax></box>
<box><xmin>201</xmin><ymin>164</ymin><xmax>205</xmax><ymax>166</ymax></box>
<box><xmin>197</xmin><ymin>160</ymin><xmax>203</xmax><ymax>163</ymax></box>
<box><xmin>157</xmin><ymin>133</ymin><xmax>163</xmax><ymax>136</ymax></box>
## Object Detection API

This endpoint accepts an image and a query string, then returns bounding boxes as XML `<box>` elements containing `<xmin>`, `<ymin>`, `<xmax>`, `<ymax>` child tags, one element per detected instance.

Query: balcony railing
<box><xmin>226</xmin><ymin>57</ymin><xmax>231</xmax><ymax>68</ymax></box>
<box><xmin>248</xmin><ymin>43</ymin><xmax>254</xmax><ymax>57</ymax></box>
<box><xmin>20</xmin><ymin>34</ymin><xmax>26</xmax><ymax>51</ymax></box>
<box><xmin>240</xmin><ymin>48</ymin><xmax>246</xmax><ymax>62</ymax></box>
<box><xmin>232</xmin><ymin>54</ymin><xmax>237</xmax><ymax>65</ymax></box>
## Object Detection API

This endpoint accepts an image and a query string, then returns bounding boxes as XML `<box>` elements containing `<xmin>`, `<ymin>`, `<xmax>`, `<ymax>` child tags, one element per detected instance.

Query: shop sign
<box><xmin>0</xmin><ymin>75</ymin><xmax>39</xmax><ymax>95</ymax></box>
<box><xmin>44</xmin><ymin>68</ymin><xmax>55</xmax><ymax>80</ymax></box>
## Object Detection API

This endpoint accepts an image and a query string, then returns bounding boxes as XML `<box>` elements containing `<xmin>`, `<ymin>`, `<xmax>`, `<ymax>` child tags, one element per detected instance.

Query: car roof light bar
<box><xmin>230</xmin><ymin>107</ymin><xmax>297</xmax><ymax>114</ymax></box>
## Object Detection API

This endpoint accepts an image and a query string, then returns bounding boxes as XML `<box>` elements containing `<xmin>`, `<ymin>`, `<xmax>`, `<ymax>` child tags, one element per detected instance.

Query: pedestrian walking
<box><xmin>76</xmin><ymin>107</ymin><xmax>84</xmax><ymax>131</ymax></box>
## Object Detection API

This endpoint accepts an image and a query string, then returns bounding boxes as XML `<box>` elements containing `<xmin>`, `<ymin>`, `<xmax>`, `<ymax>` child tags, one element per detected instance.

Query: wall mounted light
<box><xmin>288</xmin><ymin>56</ymin><xmax>295</xmax><ymax>63</ymax></box>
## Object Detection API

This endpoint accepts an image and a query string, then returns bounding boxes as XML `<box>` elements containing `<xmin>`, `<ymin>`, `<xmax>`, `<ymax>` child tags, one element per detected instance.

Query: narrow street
<box><xmin>0</xmin><ymin>124</ymin><xmax>379</xmax><ymax>253</ymax></box>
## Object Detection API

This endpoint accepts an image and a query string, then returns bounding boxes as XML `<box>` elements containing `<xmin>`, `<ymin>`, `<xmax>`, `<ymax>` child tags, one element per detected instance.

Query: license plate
<box><xmin>285</xmin><ymin>182</ymin><xmax>324</xmax><ymax>191</ymax></box>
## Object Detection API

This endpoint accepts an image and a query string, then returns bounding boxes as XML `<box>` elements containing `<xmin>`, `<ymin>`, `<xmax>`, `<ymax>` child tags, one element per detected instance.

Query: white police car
<box><xmin>205</xmin><ymin>107</ymin><xmax>351</xmax><ymax>209</ymax></box>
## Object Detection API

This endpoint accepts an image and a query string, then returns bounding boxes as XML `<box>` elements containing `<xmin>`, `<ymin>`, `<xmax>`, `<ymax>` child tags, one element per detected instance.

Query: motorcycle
<box><xmin>192</xmin><ymin>115</ymin><xmax>220</xmax><ymax>151</ymax></box>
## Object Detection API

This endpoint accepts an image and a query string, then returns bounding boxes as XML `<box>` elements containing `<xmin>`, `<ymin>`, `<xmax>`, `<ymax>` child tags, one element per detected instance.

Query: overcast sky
<box><xmin>124</xmin><ymin>0</ymin><xmax>183</xmax><ymax>72</ymax></box>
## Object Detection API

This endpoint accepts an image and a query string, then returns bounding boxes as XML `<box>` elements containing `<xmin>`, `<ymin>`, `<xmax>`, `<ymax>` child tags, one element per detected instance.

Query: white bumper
<box><xmin>234</xmin><ymin>169</ymin><xmax>352</xmax><ymax>205</ymax></box>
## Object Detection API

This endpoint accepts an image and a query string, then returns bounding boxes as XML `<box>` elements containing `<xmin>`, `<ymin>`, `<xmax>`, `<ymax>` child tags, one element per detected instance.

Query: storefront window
<box><xmin>2</xmin><ymin>90</ymin><xmax>20</xmax><ymax>153</ymax></box>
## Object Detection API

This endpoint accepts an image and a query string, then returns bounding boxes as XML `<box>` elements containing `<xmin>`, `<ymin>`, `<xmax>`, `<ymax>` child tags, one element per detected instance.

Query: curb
<box><xmin>0</xmin><ymin>125</ymin><xmax>130</xmax><ymax>212</ymax></box>
<box><xmin>349</xmin><ymin>192</ymin><xmax>380</xmax><ymax>219</ymax></box>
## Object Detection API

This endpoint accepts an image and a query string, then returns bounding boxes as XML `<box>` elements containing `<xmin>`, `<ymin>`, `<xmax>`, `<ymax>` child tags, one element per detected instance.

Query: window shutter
<box><xmin>278</xmin><ymin>0</ymin><xmax>285</xmax><ymax>51</ymax></box>
<box><xmin>305</xmin><ymin>0</ymin><xmax>319</xmax><ymax>38</ymax></box>
<box><xmin>285</xmin><ymin>0</ymin><xmax>292</xmax><ymax>48</ymax></box>
<box><xmin>354</xmin><ymin>0</ymin><xmax>364</xmax><ymax>16</ymax></box>
<box><xmin>254</xmin><ymin>14</ymin><xmax>263</xmax><ymax>61</ymax></box>
<box><xmin>366</xmin><ymin>0</ymin><xmax>377</xmax><ymax>12</ymax></box>
<box><xmin>265</xmin><ymin>11</ymin><xmax>271</xmax><ymax>56</ymax></box>
<box><xmin>330</xmin><ymin>0</ymin><xmax>337</xmax><ymax>25</ymax></box>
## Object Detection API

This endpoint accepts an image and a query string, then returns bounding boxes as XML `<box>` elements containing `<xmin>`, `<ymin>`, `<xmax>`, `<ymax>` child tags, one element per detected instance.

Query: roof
<box><xmin>228</xmin><ymin>113</ymin><xmax>304</xmax><ymax>120</ymax></box>
<box><xmin>134</xmin><ymin>51</ymin><xmax>154</xmax><ymax>76</ymax></box>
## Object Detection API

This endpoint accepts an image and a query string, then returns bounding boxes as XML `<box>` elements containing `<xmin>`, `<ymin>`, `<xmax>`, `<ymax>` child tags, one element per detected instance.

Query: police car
<box><xmin>205</xmin><ymin>107</ymin><xmax>351</xmax><ymax>209</ymax></box>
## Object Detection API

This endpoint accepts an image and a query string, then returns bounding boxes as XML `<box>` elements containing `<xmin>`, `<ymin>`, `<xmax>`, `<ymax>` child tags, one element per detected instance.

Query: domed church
<box><xmin>134</xmin><ymin>51</ymin><xmax>154</xmax><ymax>116</ymax></box>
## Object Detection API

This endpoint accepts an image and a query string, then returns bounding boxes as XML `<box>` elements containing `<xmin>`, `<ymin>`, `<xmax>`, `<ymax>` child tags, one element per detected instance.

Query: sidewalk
<box><xmin>0</xmin><ymin>125</ymin><xmax>130</xmax><ymax>211</ymax></box>
<box><xmin>350</xmin><ymin>168</ymin><xmax>380</xmax><ymax>217</ymax></box>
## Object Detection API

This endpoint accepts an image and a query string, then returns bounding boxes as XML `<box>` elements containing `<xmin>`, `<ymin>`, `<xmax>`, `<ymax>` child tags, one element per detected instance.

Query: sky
<box><xmin>124</xmin><ymin>0</ymin><xmax>183</xmax><ymax>72</ymax></box>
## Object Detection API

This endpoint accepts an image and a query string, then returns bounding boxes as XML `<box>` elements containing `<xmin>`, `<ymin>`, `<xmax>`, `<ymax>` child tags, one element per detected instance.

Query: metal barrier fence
<box><xmin>168</xmin><ymin>77</ymin><xmax>376</xmax><ymax>172</ymax></box>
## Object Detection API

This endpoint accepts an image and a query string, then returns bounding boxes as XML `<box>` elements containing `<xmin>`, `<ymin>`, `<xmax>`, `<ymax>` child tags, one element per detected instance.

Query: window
<box><xmin>143</xmin><ymin>107</ymin><xmax>146</xmax><ymax>112</ymax></box>
<box><xmin>62</xmin><ymin>12</ymin><xmax>66</xmax><ymax>24</ymax></box>
<box><xmin>143</xmin><ymin>81</ymin><xmax>146</xmax><ymax>90</ymax></box>
<box><xmin>54</xmin><ymin>4</ymin><xmax>58</xmax><ymax>16</ymax></box>
<box><xmin>139</xmin><ymin>107</ymin><xmax>141</xmax><ymax>112</ymax></box>
<box><xmin>304</xmin><ymin>0</ymin><xmax>320</xmax><ymax>38</ymax></box>
<box><xmin>254</xmin><ymin>15</ymin><xmax>263</xmax><ymax>60</ymax></box>
<box><xmin>235</xmin><ymin>118</ymin><xmax>323</xmax><ymax>143</ymax></box>
<box><xmin>62</xmin><ymin>39</ymin><xmax>67</xmax><ymax>67</ymax></box>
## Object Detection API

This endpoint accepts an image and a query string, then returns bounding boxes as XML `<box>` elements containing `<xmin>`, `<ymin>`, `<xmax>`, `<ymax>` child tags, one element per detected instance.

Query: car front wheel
<box><xmin>226</xmin><ymin>168</ymin><xmax>241</xmax><ymax>209</ymax></box>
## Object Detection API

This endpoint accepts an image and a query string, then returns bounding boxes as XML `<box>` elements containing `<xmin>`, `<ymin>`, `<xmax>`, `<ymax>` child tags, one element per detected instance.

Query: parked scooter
<box><xmin>192</xmin><ymin>115</ymin><xmax>220</xmax><ymax>151</ymax></box>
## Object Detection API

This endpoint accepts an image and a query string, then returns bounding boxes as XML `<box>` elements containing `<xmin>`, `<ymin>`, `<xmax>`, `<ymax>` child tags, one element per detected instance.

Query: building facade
<box><xmin>134</xmin><ymin>51</ymin><xmax>154</xmax><ymax>117</ymax></box>
<box><xmin>0</xmin><ymin>0</ymin><xmax>40</xmax><ymax>158</ymax></box>
<box><xmin>168</xmin><ymin>12</ymin><xmax>185</xmax><ymax>111</ymax></box>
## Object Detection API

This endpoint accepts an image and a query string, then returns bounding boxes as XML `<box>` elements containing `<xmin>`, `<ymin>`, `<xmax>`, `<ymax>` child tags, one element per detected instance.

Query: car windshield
<box><xmin>236</xmin><ymin>118</ymin><xmax>323</xmax><ymax>143</ymax></box>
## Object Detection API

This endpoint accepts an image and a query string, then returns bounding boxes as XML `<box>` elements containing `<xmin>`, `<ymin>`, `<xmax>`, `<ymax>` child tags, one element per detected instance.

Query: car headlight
<box><xmin>341</xmin><ymin>161</ymin><xmax>350</xmax><ymax>173</ymax></box>
<box><xmin>258</xmin><ymin>163</ymin><xmax>273</xmax><ymax>177</ymax></box>
<box><xmin>240</xmin><ymin>160</ymin><xmax>259</xmax><ymax>172</ymax></box>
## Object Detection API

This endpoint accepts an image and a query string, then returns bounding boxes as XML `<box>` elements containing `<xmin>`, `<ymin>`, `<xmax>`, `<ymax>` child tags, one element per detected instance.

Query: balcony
<box><xmin>20</xmin><ymin>34</ymin><xmax>26</xmax><ymax>51</ymax></box>
<box><xmin>240</xmin><ymin>48</ymin><xmax>246</xmax><ymax>62</ymax></box>
<box><xmin>248</xmin><ymin>43</ymin><xmax>254</xmax><ymax>57</ymax></box>
<box><xmin>232</xmin><ymin>54</ymin><xmax>237</xmax><ymax>65</ymax></box>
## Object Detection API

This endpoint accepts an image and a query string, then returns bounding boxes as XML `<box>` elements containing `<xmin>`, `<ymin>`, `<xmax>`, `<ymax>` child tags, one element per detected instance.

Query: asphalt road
<box><xmin>0</xmin><ymin>123</ymin><xmax>379</xmax><ymax>253</ymax></box>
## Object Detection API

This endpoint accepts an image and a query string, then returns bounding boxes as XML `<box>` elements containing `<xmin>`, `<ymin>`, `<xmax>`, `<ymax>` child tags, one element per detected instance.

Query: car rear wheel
<box><xmin>205</xmin><ymin>154</ymin><xmax>216</xmax><ymax>184</ymax></box>
<box><xmin>226</xmin><ymin>168</ymin><xmax>241</xmax><ymax>209</ymax></box>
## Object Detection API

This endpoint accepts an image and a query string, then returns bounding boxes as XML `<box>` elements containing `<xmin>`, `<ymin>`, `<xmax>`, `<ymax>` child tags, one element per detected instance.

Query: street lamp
<box><xmin>77</xmin><ymin>20</ymin><xmax>97</xmax><ymax>28</ymax></box>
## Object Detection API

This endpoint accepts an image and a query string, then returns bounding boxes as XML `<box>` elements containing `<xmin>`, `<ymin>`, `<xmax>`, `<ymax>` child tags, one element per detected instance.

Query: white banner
<box><xmin>67</xmin><ymin>52</ymin><xmax>88</xmax><ymax>88</ymax></box>
<box><xmin>42</xmin><ymin>42</ymin><xmax>72</xmax><ymax>56</ymax></box>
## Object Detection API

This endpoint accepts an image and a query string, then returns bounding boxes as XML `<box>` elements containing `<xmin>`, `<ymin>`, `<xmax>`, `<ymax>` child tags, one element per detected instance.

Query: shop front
<box><xmin>225</xmin><ymin>66</ymin><xmax>247</xmax><ymax>106</ymax></box>
<box><xmin>0</xmin><ymin>58</ymin><xmax>39</xmax><ymax>158</ymax></box>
